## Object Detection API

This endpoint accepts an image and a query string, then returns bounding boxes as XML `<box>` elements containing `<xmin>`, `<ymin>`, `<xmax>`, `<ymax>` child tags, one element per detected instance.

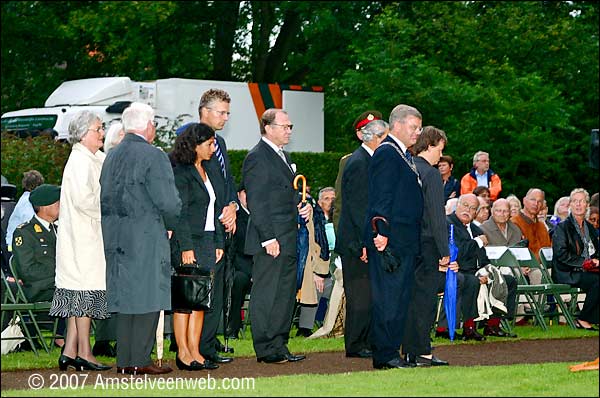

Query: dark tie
<box><xmin>405</xmin><ymin>149</ymin><xmax>413</xmax><ymax>163</ymax></box>
<box><xmin>214</xmin><ymin>139</ymin><xmax>226</xmax><ymax>178</ymax></box>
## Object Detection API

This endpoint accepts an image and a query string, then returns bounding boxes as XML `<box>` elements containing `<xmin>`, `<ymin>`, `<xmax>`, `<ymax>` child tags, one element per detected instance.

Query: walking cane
<box><xmin>156</xmin><ymin>310</ymin><xmax>164</xmax><ymax>367</ymax></box>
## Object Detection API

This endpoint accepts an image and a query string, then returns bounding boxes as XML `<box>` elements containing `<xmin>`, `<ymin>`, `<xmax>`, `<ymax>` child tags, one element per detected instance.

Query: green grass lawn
<box><xmin>1</xmin><ymin>324</ymin><xmax>598</xmax><ymax>396</ymax></box>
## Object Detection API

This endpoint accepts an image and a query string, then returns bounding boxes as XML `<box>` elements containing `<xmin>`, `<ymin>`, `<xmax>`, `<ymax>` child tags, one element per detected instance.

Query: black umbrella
<box><xmin>294</xmin><ymin>174</ymin><xmax>310</xmax><ymax>290</ymax></box>
<box><xmin>223</xmin><ymin>231</ymin><xmax>235</xmax><ymax>352</ymax></box>
<box><xmin>370</xmin><ymin>216</ymin><xmax>402</xmax><ymax>272</ymax></box>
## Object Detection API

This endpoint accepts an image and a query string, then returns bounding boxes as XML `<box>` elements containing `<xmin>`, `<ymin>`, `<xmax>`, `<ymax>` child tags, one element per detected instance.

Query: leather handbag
<box><xmin>171</xmin><ymin>263</ymin><xmax>214</xmax><ymax>311</ymax></box>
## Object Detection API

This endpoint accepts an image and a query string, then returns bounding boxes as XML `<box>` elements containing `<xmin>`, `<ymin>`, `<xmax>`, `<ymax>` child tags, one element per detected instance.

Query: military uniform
<box><xmin>12</xmin><ymin>216</ymin><xmax>57</xmax><ymax>302</ymax></box>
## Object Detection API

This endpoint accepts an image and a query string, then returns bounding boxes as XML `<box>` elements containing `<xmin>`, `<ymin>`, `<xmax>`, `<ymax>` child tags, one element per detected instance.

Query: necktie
<box><xmin>278</xmin><ymin>149</ymin><xmax>292</xmax><ymax>171</ymax></box>
<box><xmin>214</xmin><ymin>139</ymin><xmax>226</xmax><ymax>178</ymax></box>
<box><xmin>405</xmin><ymin>149</ymin><xmax>413</xmax><ymax>163</ymax></box>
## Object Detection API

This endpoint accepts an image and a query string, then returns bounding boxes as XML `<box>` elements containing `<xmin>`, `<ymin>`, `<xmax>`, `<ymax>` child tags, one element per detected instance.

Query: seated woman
<box><xmin>552</xmin><ymin>188</ymin><xmax>599</xmax><ymax>330</ymax></box>
<box><xmin>169</xmin><ymin>123</ymin><xmax>224</xmax><ymax>371</ymax></box>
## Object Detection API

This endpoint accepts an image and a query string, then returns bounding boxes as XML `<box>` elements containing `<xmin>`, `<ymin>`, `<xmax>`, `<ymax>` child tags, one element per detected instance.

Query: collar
<box><xmin>261</xmin><ymin>136</ymin><xmax>283</xmax><ymax>153</ymax></box>
<box><xmin>361</xmin><ymin>143</ymin><xmax>374</xmax><ymax>156</ymax></box>
<box><xmin>388</xmin><ymin>134</ymin><xmax>408</xmax><ymax>153</ymax></box>
<box><xmin>33</xmin><ymin>214</ymin><xmax>51</xmax><ymax>231</ymax></box>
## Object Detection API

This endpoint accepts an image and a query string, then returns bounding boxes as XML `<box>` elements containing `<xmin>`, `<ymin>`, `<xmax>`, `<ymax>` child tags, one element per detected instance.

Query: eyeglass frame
<box><xmin>206</xmin><ymin>107</ymin><xmax>231</xmax><ymax>117</ymax></box>
<box><xmin>270</xmin><ymin>123</ymin><xmax>294</xmax><ymax>131</ymax></box>
<box><xmin>87</xmin><ymin>123</ymin><xmax>106</xmax><ymax>134</ymax></box>
<box><xmin>458</xmin><ymin>201</ymin><xmax>479</xmax><ymax>212</ymax></box>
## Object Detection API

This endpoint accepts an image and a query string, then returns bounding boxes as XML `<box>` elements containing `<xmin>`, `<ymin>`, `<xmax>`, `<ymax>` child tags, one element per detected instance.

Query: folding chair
<box><xmin>539</xmin><ymin>247</ymin><xmax>585</xmax><ymax>319</ymax></box>
<box><xmin>1</xmin><ymin>258</ymin><xmax>59</xmax><ymax>355</ymax></box>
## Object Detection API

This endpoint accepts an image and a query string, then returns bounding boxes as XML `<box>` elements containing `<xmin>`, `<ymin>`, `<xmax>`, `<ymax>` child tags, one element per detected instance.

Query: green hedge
<box><xmin>1</xmin><ymin>133</ymin><xmax>348</xmax><ymax>198</ymax></box>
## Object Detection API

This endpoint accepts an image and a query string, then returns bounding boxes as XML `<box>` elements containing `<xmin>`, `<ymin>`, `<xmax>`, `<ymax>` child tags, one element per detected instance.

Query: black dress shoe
<box><xmin>295</xmin><ymin>328</ymin><xmax>312</xmax><ymax>337</ymax></box>
<box><xmin>483</xmin><ymin>325</ymin><xmax>507</xmax><ymax>337</ymax></box>
<box><xmin>74</xmin><ymin>356</ymin><xmax>112</xmax><ymax>371</ymax></box>
<box><xmin>205</xmin><ymin>354</ymin><xmax>233</xmax><ymax>364</ymax></box>
<box><xmin>216</xmin><ymin>339</ymin><xmax>235</xmax><ymax>354</ymax></box>
<box><xmin>58</xmin><ymin>354</ymin><xmax>77</xmax><ymax>371</ymax></box>
<box><xmin>200</xmin><ymin>359</ymin><xmax>220</xmax><ymax>370</ymax></box>
<box><xmin>374</xmin><ymin>357</ymin><xmax>415</xmax><ymax>369</ymax></box>
<box><xmin>176</xmin><ymin>355</ymin><xmax>204</xmax><ymax>371</ymax></box>
<box><xmin>462</xmin><ymin>327</ymin><xmax>486</xmax><ymax>341</ymax></box>
<box><xmin>346</xmin><ymin>349</ymin><xmax>373</xmax><ymax>358</ymax></box>
<box><xmin>257</xmin><ymin>354</ymin><xmax>288</xmax><ymax>364</ymax></box>
<box><xmin>406</xmin><ymin>353</ymin><xmax>449</xmax><ymax>367</ymax></box>
<box><xmin>285</xmin><ymin>353</ymin><xmax>306</xmax><ymax>362</ymax></box>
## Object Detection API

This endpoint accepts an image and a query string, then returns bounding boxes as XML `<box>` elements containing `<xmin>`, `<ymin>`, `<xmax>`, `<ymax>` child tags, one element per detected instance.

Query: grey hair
<box><xmin>318</xmin><ymin>186</ymin><xmax>335</xmax><ymax>201</ymax></box>
<box><xmin>525</xmin><ymin>187</ymin><xmax>545</xmax><ymax>199</ymax></box>
<box><xmin>68</xmin><ymin>110</ymin><xmax>101</xmax><ymax>144</ymax></box>
<box><xmin>122</xmin><ymin>102</ymin><xmax>155</xmax><ymax>132</ymax></box>
<box><xmin>104</xmin><ymin>122</ymin><xmax>124</xmax><ymax>152</ymax></box>
<box><xmin>472</xmin><ymin>151</ymin><xmax>489</xmax><ymax>165</ymax></box>
<box><xmin>361</xmin><ymin>119</ymin><xmax>388</xmax><ymax>143</ymax></box>
<box><xmin>389</xmin><ymin>104</ymin><xmax>422</xmax><ymax>127</ymax></box>
<box><xmin>569</xmin><ymin>188</ymin><xmax>590</xmax><ymax>203</ymax></box>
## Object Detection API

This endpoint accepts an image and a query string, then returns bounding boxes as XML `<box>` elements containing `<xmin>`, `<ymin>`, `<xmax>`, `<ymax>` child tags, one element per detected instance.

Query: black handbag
<box><xmin>171</xmin><ymin>263</ymin><xmax>214</xmax><ymax>311</ymax></box>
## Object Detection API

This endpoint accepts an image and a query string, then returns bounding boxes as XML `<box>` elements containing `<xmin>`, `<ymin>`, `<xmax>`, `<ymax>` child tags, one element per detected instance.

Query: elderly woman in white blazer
<box><xmin>49</xmin><ymin>110</ymin><xmax>111</xmax><ymax>372</ymax></box>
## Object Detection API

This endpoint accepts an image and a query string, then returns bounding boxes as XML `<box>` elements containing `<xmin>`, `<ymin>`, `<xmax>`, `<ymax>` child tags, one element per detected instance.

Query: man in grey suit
<box><xmin>100</xmin><ymin>102</ymin><xmax>181</xmax><ymax>375</ymax></box>
<box><xmin>242</xmin><ymin>108</ymin><xmax>311</xmax><ymax>364</ymax></box>
<box><xmin>480</xmin><ymin>198</ymin><xmax>524</xmax><ymax>247</ymax></box>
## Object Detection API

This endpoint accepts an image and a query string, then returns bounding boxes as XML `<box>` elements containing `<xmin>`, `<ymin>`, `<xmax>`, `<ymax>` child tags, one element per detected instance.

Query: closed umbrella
<box><xmin>445</xmin><ymin>224</ymin><xmax>459</xmax><ymax>341</ymax></box>
<box><xmin>222</xmin><ymin>231</ymin><xmax>235</xmax><ymax>352</ymax></box>
<box><xmin>294</xmin><ymin>174</ymin><xmax>309</xmax><ymax>290</ymax></box>
<box><xmin>155</xmin><ymin>310</ymin><xmax>164</xmax><ymax>367</ymax></box>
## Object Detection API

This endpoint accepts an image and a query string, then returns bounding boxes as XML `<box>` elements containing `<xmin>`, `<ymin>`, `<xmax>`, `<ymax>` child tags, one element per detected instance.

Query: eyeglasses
<box><xmin>270</xmin><ymin>123</ymin><xmax>294</xmax><ymax>131</ymax></box>
<box><xmin>152</xmin><ymin>120</ymin><xmax>158</xmax><ymax>128</ymax></box>
<box><xmin>207</xmin><ymin>108</ymin><xmax>231</xmax><ymax>117</ymax></box>
<box><xmin>87</xmin><ymin>124</ymin><xmax>105</xmax><ymax>134</ymax></box>
<box><xmin>459</xmin><ymin>201</ymin><xmax>478</xmax><ymax>211</ymax></box>
<box><xmin>402</xmin><ymin>121</ymin><xmax>423</xmax><ymax>134</ymax></box>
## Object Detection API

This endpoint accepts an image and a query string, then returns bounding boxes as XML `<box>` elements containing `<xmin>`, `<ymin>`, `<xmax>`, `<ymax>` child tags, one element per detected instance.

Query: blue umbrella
<box><xmin>445</xmin><ymin>224</ymin><xmax>459</xmax><ymax>341</ymax></box>
<box><xmin>294</xmin><ymin>175</ymin><xmax>309</xmax><ymax>290</ymax></box>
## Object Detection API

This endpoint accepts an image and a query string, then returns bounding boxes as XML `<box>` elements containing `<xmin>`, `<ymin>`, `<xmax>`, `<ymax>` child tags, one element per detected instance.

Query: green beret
<box><xmin>29</xmin><ymin>184</ymin><xmax>61</xmax><ymax>206</ymax></box>
<box><xmin>352</xmin><ymin>110</ymin><xmax>383</xmax><ymax>131</ymax></box>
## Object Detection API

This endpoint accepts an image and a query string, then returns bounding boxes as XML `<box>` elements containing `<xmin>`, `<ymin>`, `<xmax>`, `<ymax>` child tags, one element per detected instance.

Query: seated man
<box><xmin>446</xmin><ymin>194</ymin><xmax>517</xmax><ymax>338</ymax></box>
<box><xmin>11</xmin><ymin>184</ymin><xmax>65</xmax><ymax>346</ymax></box>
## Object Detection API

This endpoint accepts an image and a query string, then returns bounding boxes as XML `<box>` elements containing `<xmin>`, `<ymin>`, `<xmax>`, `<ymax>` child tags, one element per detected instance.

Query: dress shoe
<box><xmin>406</xmin><ymin>353</ymin><xmax>449</xmax><ymax>367</ymax></box>
<box><xmin>346</xmin><ymin>349</ymin><xmax>373</xmax><ymax>358</ymax></box>
<box><xmin>374</xmin><ymin>357</ymin><xmax>416</xmax><ymax>369</ymax></box>
<box><xmin>462</xmin><ymin>327</ymin><xmax>486</xmax><ymax>342</ymax></box>
<box><xmin>58</xmin><ymin>354</ymin><xmax>77</xmax><ymax>371</ymax></box>
<box><xmin>74</xmin><ymin>356</ymin><xmax>112</xmax><ymax>371</ymax></box>
<box><xmin>176</xmin><ymin>355</ymin><xmax>205</xmax><ymax>371</ymax></box>
<box><xmin>200</xmin><ymin>359</ymin><xmax>220</xmax><ymax>370</ymax></box>
<box><xmin>215</xmin><ymin>339</ymin><xmax>235</xmax><ymax>354</ymax></box>
<box><xmin>120</xmin><ymin>364</ymin><xmax>173</xmax><ymax>375</ymax></box>
<box><xmin>257</xmin><ymin>354</ymin><xmax>288</xmax><ymax>364</ymax></box>
<box><xmin>295</xmin><ymin>328</ymin><xmax>312</xmax><ymax>337</ymax></box>
<box><xmin>93</xmin><ymin>341</ymin><xmax>117</xmax><ymax>357</ymax></box>
<box><xmin>575</xmin><ymin>320</ymin><xmax>600</xmax><ymax>331</ymax></box>
<box><xmin>285</xmin><ymin>353</ymin><xmax>306</xmax><ymax>362</ymax></box>
<box><xmin>434</xmin><ymin>329</ymin><xmax>461</xmax><ymax>340</ymax></box>
<box><xmin>205</xmin><ymin>353</ymin><xmax>233</xmax><ymax>364</ymax></box>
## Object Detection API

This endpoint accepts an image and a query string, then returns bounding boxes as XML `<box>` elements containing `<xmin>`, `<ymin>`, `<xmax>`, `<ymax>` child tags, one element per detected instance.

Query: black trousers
<box><xmin>341</xmin><ymin>254</ymin><xmax>371</xmax><ymax>354</ymax></box>
<box><xmin>116</xmin><ymin>312</ymin><xmax>159</xmax><ymax>368</ymax></box>
<box><xmin>197</xmin><ymin>233</ymin><xmax>221</xmax><ymax>357</ymax></box>
<box><xmin>402</xmin><ymin>239</ymin><xmax>439</xmax><ymax>356</ymax></box>
<box><xmin>574</xmin><ymin>272</ymin><xmax>599</xmax><ymax>324</ymax></box>
<box><xmin>436</xmin><ymin>271</ymin><xmax>480</xmax><ymax>328</ymax></box>
<box><xmin>249</xmin><ymin>250</ymin><xmax>296</xmax><ymax>358</ymax></box>
<box><xmin>368</xmin><ymin>248</ymin><xmax>416</xmax><ymax>365</ymax></box>
<box><xmin>227</xmin><ymin>270</ymin><xmax>252</xmax><ymax>336</ymax></box>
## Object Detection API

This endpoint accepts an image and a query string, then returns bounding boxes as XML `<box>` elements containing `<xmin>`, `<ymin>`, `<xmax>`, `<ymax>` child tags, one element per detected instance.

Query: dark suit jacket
<box><xmin>447</xmin><ymin>213</ymin><xmax>490</xmax><ymax>275</ymax></box>
<box><xmin>233</xmin><ymin>207</ymin><xmax>253</xmax><ymax>278</ymax></box>
<box><xmin>12</xmin><ymin>216</ymin><xmax>56</xmax><ymax>302</ymax></box>
<box><xmin>242</xmin><ymin>139</ymin><xmax>298</xmax><ymax>256</ymax></box>
<box><xmin>552</xmin><ymin>215</ymin><xmax>599</xmax><ymax>285</ymax></box>
<box><xmin>206</xmin><ymin>134</ymin><xmax>238</xmax><ymax>206</ymax></box>
<box><xmin>171</xmin><ymin>162</ymin><xmax>225</xmax><ymax>253</ymax></box>
<box><xmin>414</xmin><ymin>156</ymin><xmax>449</xmax><ymax>258</ymax></box>
<box><xmin>335</xmin><ymin>146</ymin><xmax>370</xmax><ymax>257</ymax></box>
<box><xmin>366</xmin><ymin>136</ymin><xmax>423</xmax><ymax>257</ymax></box>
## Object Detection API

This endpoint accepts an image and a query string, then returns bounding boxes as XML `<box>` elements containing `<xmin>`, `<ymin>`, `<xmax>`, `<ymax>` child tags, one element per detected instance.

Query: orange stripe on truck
<box><xmin>268</xmin><ymin>84</ymin><xmax>282</xmax><ymax>108</ymax></box>
<box><xmin>248</xmin><ymin>83</ymin><xmax>266</xmax><ymax>121</ymax></box>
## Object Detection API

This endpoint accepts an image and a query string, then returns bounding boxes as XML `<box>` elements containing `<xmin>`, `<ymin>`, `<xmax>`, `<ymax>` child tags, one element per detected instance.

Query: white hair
<box><xmin>122</xmin><ymin>102</ymin><xmax>154</xmax><ymax>132</ymax></box>
<box><xmin>104</xmin><ymin>122</ymin><xmax>124</xmax><ymax>152</ymax></box>
<box><xmin>68</xmin><ymin>110</ymin><xmax>101</xmax><ymax>144</ymax></box>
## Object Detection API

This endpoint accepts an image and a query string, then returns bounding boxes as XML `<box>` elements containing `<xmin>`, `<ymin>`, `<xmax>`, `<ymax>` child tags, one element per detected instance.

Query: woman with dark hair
<box><xmin>170</xmin><ymin>123</ymin><xmax>223</xmax><ymax>370</ymax></box>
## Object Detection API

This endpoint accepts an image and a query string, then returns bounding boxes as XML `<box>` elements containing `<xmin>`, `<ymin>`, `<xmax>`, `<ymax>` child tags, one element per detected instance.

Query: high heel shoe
<box><xmin>74</xmin><ymin>356</ymin><xmax>112</xmax><ymax>371</ymax></box>
<box><xmin>176</xmin><ymin>355</ymin><xmax>204</xmax><ymax>371</ymax></box>
<box><xmin>575</xmin><ymin>320</ymin><xmax>599</xmax><ymax>331</ymax></box>
<box><xmin>58</xmin><ymin>354</ymin><xmax>77</xmax><ymax>371</ymax></box>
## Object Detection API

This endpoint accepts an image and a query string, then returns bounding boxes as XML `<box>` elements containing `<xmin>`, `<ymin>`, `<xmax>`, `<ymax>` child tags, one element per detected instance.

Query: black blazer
<box><xmin>335</xmin><ymin>145</ymin><xmax>370</xmax><ymax>257</ymax></box>
<box><xmin>447</xmin><ymin>213</ymin><xmax>489</xmax><ymax>275</ymax></box>
<box><xmin>552</xmin><ymin>215</ymin><xmax>599</xmax><ymax>285</ymax></box>
<box><xmin>415</xmin><ymin>156</ymin><xmax>449</xmax><ymax>258</ymax></box>
<box><xmin>242</xmin><ymin>139</ymin><xmax>298</xmax><ymax>256</ymax></box>
<box><xmin>233</xmin><ymin>207</ymin><xmax>253</xmax><ymax>278</ymax></box>
<box><xmin>171</xmin><ymin>162</ymin><xmax>225</xmax><ymax>252</ymax></box>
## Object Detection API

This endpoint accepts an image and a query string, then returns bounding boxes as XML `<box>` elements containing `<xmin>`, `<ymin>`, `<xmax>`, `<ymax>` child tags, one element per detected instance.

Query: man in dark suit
<box><xmin>366</xmin><ymin>104</ymin><xmax>423</xmax><ymax>369</ymax></box>
<box><xmin>446</xmin><ymin>193</ymin><xmax>518</xmax><ymax>339</ymax></box>
<box><xmin>335</xmin><ymin>112</ymin><xmax>388</xmax><ymax>358</ymax></box>
<box><xmin>242</xmin><ymin>108</ymin><xmax>311</xmax><ymax>364</ymax></box>
<box><xmin>197</xmin><ymin>89</ymin><xmax>238</xmax><ymax>364</ymax></box>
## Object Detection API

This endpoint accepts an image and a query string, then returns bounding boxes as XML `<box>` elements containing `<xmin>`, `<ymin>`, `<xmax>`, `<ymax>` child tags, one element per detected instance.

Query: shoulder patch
<box><xmin>34</xmin><ymin>224</ymin><xmax>43</xmax><ymax>233</ymax></box>
<box><xmin>14</xmin><ymin>236</ymin><xmax>23</xmax><ymax>247</ymax></box>
<box><xmin>16</xmin><ymin>222</ymin><xmax>27</xmax><ymax>229</ymax></box>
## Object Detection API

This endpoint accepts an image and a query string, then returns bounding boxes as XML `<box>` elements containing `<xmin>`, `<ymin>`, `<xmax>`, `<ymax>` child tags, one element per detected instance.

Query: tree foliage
<box><xmin>1</xmin><ymin>1</ymin><xmax>598</xmax><ymax>205</ymax></box>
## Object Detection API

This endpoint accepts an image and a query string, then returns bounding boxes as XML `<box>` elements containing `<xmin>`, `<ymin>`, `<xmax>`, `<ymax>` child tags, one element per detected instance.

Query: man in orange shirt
<box><xmin>460</xmin><ymin>151</ymin><xmax>502</xmax><ymax>201</ymax></box>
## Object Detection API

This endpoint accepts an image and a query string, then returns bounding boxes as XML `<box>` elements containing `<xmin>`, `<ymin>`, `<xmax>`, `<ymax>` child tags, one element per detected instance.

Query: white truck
<box><xmin>1</xmin><ymin>77</ymin><xmax>325</xmax><ymax>152</ymax></box>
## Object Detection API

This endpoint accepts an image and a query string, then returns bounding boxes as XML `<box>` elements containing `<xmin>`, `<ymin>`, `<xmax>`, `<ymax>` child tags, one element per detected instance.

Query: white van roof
<box><xmin>45</xmin><ymin>77</ymin><xmax>134</xmax><ymax>106</ymax></box>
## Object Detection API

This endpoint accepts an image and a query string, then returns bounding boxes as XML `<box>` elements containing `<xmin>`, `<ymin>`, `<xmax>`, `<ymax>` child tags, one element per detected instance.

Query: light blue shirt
<box><xmin>325</xmin><ymin>222</ymin><xmax>336</xmax><ymax>251</ymax></box>
<box><xmin>476</xmin><ymin>171</ymin><xmax>488</xmax><ymax>188</ymax></box>
<box><xmin>6</xmin><ymin>191</ymin><xmax>34</xmax><ymax>249</ymax></box>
